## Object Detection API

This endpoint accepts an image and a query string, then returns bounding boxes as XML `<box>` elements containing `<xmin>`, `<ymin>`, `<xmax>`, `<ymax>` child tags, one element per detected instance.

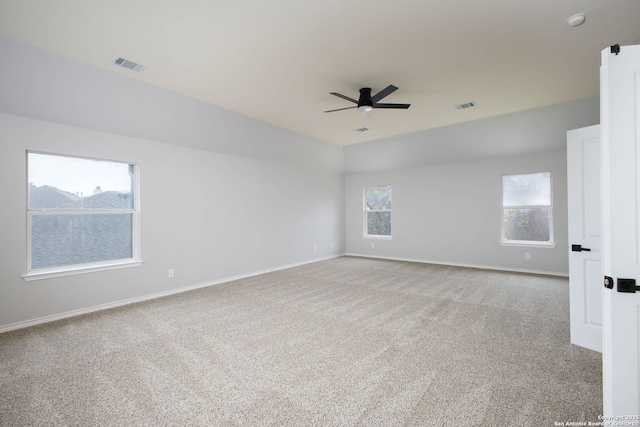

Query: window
<box><xmin>501</xmin><ymin>172</ymin><xmax>553</xmax><ymax>245</ymax></box>
<box><xmin>25</xmin><ymin>152</ymin><xmax>141</xmax><ymax>280</ymax></box>
<box><xmin>364</xmin><ymin>185</ymin><xmax>392</xmax><ymax>238</ymax></box>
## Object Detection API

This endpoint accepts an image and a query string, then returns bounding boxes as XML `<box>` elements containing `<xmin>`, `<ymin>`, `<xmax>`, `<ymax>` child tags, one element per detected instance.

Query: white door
<box><xmin>601</xmin><ymin>44</ymin><xmax>640</xmax><ymax>417</ymax></box>
<box><xmin>567</xmin><ymin>125</ymin><xmax>602</xmax><ymax>353</ymax></box>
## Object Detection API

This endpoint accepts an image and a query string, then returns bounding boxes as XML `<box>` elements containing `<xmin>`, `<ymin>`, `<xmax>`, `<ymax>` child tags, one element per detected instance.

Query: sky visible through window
<box><xmin>28</xmin><ymin>153</ymin><xmax>132</xmax><ymax>196</ymax></box>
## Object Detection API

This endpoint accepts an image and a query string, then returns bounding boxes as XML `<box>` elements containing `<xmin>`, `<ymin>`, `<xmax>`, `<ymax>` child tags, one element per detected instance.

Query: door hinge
<box><xmin>617</xmin><ymin>278</ymin><xmax>640</xmax><ymax>293</ymax></box>
<box><xmin>611</xmin><ymin>44</ymin><xmax>621</xmax><ymax>55</ymax></box>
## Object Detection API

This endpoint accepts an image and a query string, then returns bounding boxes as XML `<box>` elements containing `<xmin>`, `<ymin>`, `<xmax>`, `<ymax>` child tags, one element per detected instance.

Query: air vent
<box><xmin>455</xmin><ymin>101</ymin><xmax>477</xmax><ymax>110</ymax></box>
<box><xmin>113</xmin><ymin>57</ymin><xmax>147</xmax><ymax>73</ymax></box>
<box><xmin>354</xmin><ymin>127</ymin><xmax>369</xmax><ymax>132</ymax></box>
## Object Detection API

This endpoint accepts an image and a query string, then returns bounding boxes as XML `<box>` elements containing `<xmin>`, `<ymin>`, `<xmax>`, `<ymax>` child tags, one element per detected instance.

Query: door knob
<box><xmin>571</xmin><ymin>244</ymin><xmax>591</xmax><ymax>252</ymax></box>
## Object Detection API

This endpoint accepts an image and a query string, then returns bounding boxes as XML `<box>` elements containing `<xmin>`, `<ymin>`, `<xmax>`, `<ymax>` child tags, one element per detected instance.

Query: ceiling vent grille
<box><xmin>354</xmin><ymin>127</ymin><xmax>369</xmax><ymax>132</ymax></box>
<box><xmin>113</xmin><ymin>57</ymin><xmax>147</xmax><ymax>73</ymax></box>
<box><xmin>455</xmin><ymin>101</ymin><xmax>477</xmax><ymax>110</ymax></box>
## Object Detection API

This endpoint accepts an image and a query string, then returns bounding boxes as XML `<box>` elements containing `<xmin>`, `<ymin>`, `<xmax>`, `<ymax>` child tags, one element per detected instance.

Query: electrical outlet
<box><xmin>371</xmin><ymin>242</ymin><xmax>375</xmax><ymax>248</ymax></box>
<box><xmin>168</xmin><ymin>269</ymin><xmax>174</xmax><ymax>278</ymax></box>
<box><xmin>524</xmin><ymin>253</ymin><xmax>531</xmax><ymax>260</ymax></box>
<box><xmin>313</xmin><ymin>246</ymin><xmax>317</xmax><ymax>252</ymax></box>
<box><xmin>330</xmin><ymin>243</ymin><xmax>334</xmax><ymax>249</ymax></box>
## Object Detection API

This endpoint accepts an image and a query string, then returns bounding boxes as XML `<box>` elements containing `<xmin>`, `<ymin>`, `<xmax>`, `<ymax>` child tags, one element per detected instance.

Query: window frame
<box><xmin>500</xmin><ymin>171</ymin><xmax>555</xmax><ymax>248</ymax></box>
<box><xmin>23</xmin><ymin>151</ymin><xmax>142</xmax><ymax>281</ymax></box>
<box><xmin>363</xmin><ymin>185</ymin><xmax>392</xmax><ymax>239</ymax></box>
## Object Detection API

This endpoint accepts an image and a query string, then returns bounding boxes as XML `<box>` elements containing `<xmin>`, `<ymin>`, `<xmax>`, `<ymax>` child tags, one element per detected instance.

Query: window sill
<box><xmin>23</xmin><ymin>259</ymin><xmax>144</xmax><ymax>281</ymax></box>
<box><xmin>363</xmin><ymin>235</ymin><xmax>392</xmax><ymax>240</ymax></box>
<box><xmin>500</xmin><ymin>241</ymin><xmax>556</xmax><ymax>248</ymax></box>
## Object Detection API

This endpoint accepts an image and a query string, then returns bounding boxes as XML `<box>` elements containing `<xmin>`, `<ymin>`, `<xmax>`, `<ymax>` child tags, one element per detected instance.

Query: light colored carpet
<box><xmin>0</xmin><ymin>256</ymin><xmax>602</xmax><ymax>426</ymax></box>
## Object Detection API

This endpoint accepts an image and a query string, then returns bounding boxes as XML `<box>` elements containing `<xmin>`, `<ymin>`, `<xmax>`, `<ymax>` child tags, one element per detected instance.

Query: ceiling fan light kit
<box><xmin>324</xmin><ymin>85</ymin><xmax>410</xmax><ymax>114</ymax></box>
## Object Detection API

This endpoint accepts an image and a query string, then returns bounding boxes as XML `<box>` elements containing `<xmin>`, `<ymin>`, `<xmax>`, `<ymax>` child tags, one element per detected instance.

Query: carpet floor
<box><xmin>0</xmin><ymin>256</ymin><xmax>602</xmax><ymax>426</ymax></box>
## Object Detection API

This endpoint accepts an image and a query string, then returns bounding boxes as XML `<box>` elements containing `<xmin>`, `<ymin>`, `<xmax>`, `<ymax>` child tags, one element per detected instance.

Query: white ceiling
<box><xmin>0</xmin><ymin>0</ymin><xmax>639</xmax><ymax>146</ymax></box>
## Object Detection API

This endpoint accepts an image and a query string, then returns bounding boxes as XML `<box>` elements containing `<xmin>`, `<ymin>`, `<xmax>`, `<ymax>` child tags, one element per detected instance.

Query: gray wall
<box><xmin>0</xmin><ymin>35</ymin><xmax>344</xmax><ymax>174</ymax></box>
<box><xmin>0</xmin><ymin>34</ymin><xmax>345</xmax><ymax>330</ymax></box>
<box><xmin>345</xmin><ymin>150</ymin><xmax>569</xmax><ymax>275</ymax></box>
<box><xmin>342</xmin><ymin>95</ymin><xmax>600</xmax><ymax>275</ymax></box>
<box><xmin>344</xmin><ymin>96</ymin><xmax>599</xmax><ymax>174</ymax></box>
<box><xmin>0</xmin><ymin>113</ymin><xmax>344</xmax><ymax>329</ymax></box>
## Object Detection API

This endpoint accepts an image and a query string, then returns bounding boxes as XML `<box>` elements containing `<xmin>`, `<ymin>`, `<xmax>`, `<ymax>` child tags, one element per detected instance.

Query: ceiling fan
<box><xmin>324</xmin><ymin>84</ymin><xmax>410</xmax><ymax>113</ymax></box>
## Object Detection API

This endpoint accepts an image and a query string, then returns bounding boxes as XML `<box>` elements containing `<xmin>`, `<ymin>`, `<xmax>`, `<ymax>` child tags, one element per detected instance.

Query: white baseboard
<box><xmin>344</xmin><ymin>253</ymin><xmax>569</xmax><ymax>277</ymax></box>
<box><xmin>0</xmin><ymin>254</ymin><xmax>341</xmax><ymax>333</ymax></box>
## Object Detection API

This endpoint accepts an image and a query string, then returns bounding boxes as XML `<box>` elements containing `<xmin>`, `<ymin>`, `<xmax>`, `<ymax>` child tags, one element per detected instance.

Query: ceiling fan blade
<box><xmin>373</xmin><ymin>103</ymin><xmax>411</xmax><ymax>109</ymax></box>
<box><xmin>324</xmin><ymin>106</ymin><xmax>357</xmax><ymax>113</ymax></box>
<box><xmin>330</xmin><ymin>92</ymin><xmax>358</xmax><ymax>104</ymax></box>
<box><xmin>370</xmin><ymin>85</ymin><xmax>398</xmax><ymax>103</ymax></box>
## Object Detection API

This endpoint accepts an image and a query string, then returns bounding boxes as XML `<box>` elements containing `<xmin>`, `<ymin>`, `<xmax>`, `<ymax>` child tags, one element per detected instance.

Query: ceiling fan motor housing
<box><xmin>358</xmin><ymin>88</ymin><xmax>373</xmax><ymax>108</ymax></box>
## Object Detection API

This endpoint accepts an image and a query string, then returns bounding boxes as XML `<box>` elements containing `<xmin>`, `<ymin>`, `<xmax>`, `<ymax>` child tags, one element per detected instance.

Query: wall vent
<box><xmin>354</xmin><ymin>127</ymin><xmax>369</xmax><ymax>132</ymax></box>
<box><xmin>455</xmin><ymin>101</ymin><xmax>477</xmax><ymax>110</ymax></box>
<box><xmin>113</xmin><ymin>57</ymin><xmax>147</xmax><ymax>73</ymax></box>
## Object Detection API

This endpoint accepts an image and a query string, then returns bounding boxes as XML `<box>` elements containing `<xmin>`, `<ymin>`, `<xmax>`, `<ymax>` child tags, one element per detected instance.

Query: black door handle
<box><xmin>571</xmin><ymin>244</ymin><xmax>591</xmax><ymax>252</ymax></box>
<box><xmin>618</xmin><ymin>278</ymin><xmax>640</xmax><ymax>293</ymax></box>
